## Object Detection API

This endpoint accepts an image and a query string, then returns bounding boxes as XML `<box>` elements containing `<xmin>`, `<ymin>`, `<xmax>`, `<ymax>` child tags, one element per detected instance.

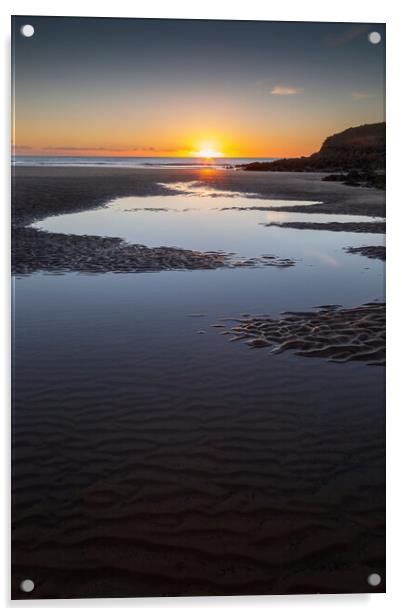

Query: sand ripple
<box><xmin>221</xmin><ymin>303</ymin><xmax>385</xmax><ymax>365</ymax></box>
<box><xmin>13</xmin><ymin>228</ymin><xmax>228</xmax><ymax>275</ymax></box>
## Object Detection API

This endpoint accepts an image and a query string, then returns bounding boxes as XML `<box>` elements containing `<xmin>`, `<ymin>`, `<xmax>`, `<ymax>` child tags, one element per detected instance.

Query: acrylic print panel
<box><xmin>11</xmin><ymin>16</ymin><xmax>385</xmax><ymax>599</ymax></box>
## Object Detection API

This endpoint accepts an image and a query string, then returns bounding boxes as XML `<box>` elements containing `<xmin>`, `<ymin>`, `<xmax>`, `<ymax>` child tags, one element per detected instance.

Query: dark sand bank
<box><xmin>220</xmin><ymin>201</ymin><xmax>384</xmax><ymax>216</ymax></box>
<box><xmin>344</xmin><ymin>245</ymin><xmax>386</xmax><ymax>261</ymax></box>
<box><xmin>14</xmin><ymin>228</ymin><xmax>229</xmax><ymax>275</ymax></box>
<box><xmin>14</xmin><ymin>229</ymin><xmax>297</xmax><ymax>275</ymax></box>
<box><xmin>220</xmin><ymin>303</ymin><xmax>385</xmax><ymax>366</ymax></box>
<box><xmin>262</xmin><ymin>221</ymin><xmax>385</xmax><ymax>234</ymax></box>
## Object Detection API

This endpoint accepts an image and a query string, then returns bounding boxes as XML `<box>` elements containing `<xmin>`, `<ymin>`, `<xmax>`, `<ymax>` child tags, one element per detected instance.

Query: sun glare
<box><xmin>194</xmin><ymin>147</ymin><xmax>223</xmax><ymax>158</ymax></box>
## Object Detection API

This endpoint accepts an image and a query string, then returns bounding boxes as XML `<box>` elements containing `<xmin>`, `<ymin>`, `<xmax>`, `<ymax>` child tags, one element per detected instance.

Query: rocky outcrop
<box><xmin>242</xmin><ymin>122</ymin><xmax>385</xmax><ymax>173</ymax></box>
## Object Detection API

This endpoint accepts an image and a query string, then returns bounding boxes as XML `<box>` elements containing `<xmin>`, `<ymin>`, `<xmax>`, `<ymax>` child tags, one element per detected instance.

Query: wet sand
<box><xmin>12</xmin><ymin>280</ymin><xmax>386</xmax><ymax>598</ymax></box>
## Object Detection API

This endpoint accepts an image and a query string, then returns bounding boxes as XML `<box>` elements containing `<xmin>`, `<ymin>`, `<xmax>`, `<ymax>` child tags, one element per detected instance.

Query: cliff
<box><xmin>242</xmin><ymin>122</ymin><xmax>385</xmax><ymax>173</ymax></box>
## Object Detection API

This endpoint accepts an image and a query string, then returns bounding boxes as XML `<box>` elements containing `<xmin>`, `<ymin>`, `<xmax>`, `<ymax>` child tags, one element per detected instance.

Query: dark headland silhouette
<box><xmin>241</xmin><ymin>122</ymin><xmax>385</xmax><ymax>188</ymax></box>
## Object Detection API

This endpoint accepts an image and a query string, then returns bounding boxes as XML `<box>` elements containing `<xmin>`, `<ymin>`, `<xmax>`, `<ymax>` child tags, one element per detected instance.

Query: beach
<box><xmin>12</xmin><ymin>165</ymin><xmax>385</xmax><ymax>598</ymax></box>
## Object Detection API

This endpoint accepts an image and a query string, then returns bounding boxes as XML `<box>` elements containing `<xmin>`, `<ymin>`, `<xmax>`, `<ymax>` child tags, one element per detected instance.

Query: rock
<box><xmin>240</xmin><ymin>122</ymin><xmax>385</xmax><ymax>176</ymax></box>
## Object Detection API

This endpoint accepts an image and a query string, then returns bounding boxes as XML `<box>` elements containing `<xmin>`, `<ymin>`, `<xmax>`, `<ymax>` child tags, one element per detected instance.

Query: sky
<box><xmin>12</xmin><ymin>17</ymin><xmax>385</xmax><ymax>158</ymax></box>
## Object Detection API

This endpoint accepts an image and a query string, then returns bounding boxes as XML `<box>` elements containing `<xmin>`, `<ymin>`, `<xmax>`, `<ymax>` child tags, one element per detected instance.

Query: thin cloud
<box><xmin>351</xmin><ymin>91</ymin><xmax>373</xmax><ymax>100</ymax></box>
<box><xmin>271</xmin><ymin>85</ymin><xmax>302</xmax><ymax>96</ymax></box>
<box><xmin>47</xmin><ymin>145</ymin><xmax>157</xmax><ymax>152</ymax></box>
<box><xmin>12</xmin><ymin>144</ymin><xmax>32</xmax><ymax>150</ymax></box>
<box><xmin>325</xmin><ymin>24</ymin><xmax>370</xmax><ymax>48</ymax></box>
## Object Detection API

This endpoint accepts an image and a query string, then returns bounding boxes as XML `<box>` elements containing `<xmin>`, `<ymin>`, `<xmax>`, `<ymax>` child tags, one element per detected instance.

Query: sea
<box><xmin>12</xmin><ymin>155</ymin><xmax>276</xmax><ymax>169</ymax></box>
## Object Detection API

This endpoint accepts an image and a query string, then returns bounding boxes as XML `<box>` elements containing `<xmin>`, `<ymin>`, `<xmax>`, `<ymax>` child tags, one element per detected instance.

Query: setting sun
<box><xmin>194</xmin><ymin>147</ymin><xmax>224</xmax><ymax>158</ymax></box>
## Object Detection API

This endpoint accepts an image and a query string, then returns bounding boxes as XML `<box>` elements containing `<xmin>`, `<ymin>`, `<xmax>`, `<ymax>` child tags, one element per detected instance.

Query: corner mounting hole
<box><xmin>20</xmin><ymin>579</ymin><xmax>35</xmax><ymax>593</ymax></box>
<box><xmin>20</xmin><ymin>24</ymin><xmax>35</xmax><ymax>38</ymax></box>
<box><xmin>367</xmin><ymin>572</ymin><xmax>381</xmax><ymax>587</ymax></box>
<box><xmin>368</xmin><ymin>31</ymin><xmax>381</xmax><ymax>45</ymax></box>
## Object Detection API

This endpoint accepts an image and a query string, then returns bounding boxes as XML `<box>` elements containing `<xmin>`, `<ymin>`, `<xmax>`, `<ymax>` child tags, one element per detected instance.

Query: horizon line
<box><xmin>11</xmin><ymin>153</ymin><xmax>280</xmax><ymax>159</ymax></box>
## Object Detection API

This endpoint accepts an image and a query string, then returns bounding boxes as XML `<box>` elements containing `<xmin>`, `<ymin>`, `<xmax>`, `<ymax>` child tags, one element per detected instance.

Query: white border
<box><xmin>2</xmin><ymin>1</ymin><xmax>401</xmax><ymax>614</ymax></box>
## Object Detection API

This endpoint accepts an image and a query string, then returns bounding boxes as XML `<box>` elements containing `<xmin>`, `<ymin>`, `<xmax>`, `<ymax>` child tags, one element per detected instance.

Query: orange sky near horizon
<box><xmin>11</xmin><ymin>118</ymin><xmax>373</xmax><ymax>159</ymax></box>
<box><xmin>11</xmin><ymin>136</ymin><xmax>325</xmax><ymax>159</ymax></box>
